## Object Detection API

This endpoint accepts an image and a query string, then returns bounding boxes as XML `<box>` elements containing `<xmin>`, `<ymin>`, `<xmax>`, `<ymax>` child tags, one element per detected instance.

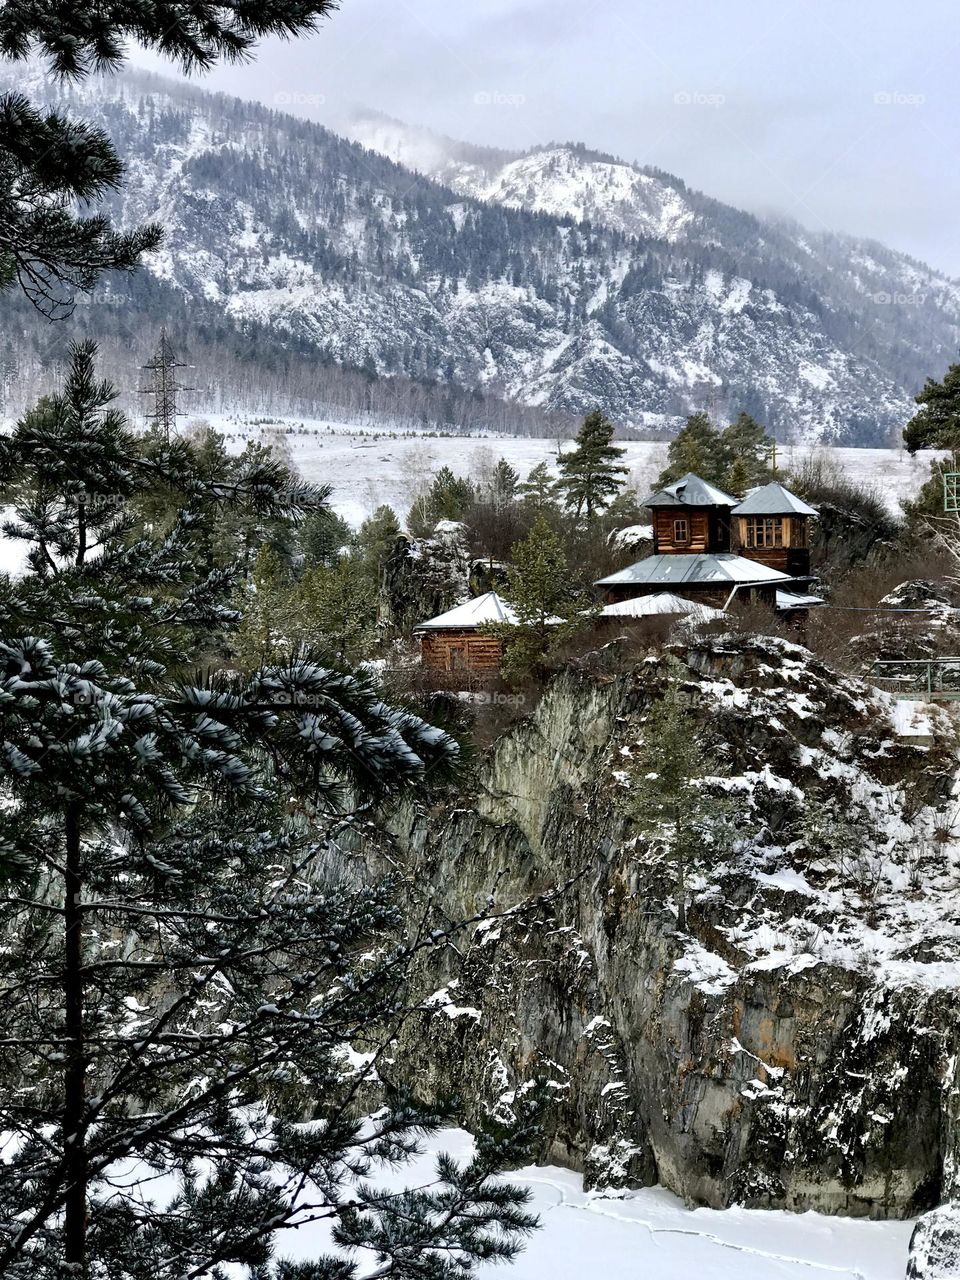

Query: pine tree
<box><xmin>720</xmin><ymin>411</ymin><xmax>776</xmax><ymax>492</ymax></box>
<box><xmin>656</xmin><ymin>411</ymin><xmax>728</xmax><ymax>488</ymax></box>
<box><xmin>0</xmin><ymin>343</ymin><xmax>538</xmax><ymax>1277</ymax></box>
<box><xmin>133</xmin><ymin>419</ymin><xmax>302</xmax><ymax>575</ymax></box>
<box><xmin>0</xmin><ymin>2</ymin><xmax>340</xmax><ymax>314</ymax></box>
<box><xmin>555</xmin><ymin>410</ymin><xmax>629</xmax><ymax>520</ymax></box>
<box><xmin>517</xmin><ymin>461</ymin><xmax>558</xmax><ymax>516</ymax></box>
<box><xmin>357</xmin><ymin>503</ymin><xmax>402</xmax><ymax>588</ymax></box>
<box><xmin>903</xmin><ymin>363</ymin><xmax>960</xmax><ymax>453</ymax></box>
<box><xmin>301</xmin><ymin>507</ymin><xmax>353</xmax><ymax>568</ymax></box>
<box><xmin>406</xmin><ymin>467</ymin><xmax>474</xmax><ymax>536</ymax></box>
<box><xmin>623</xmin><ymin>667</ymin><xmax>735</xmax><ymax>931</ymax></box>
<box><xmin>497</xmin><ymin>515</ymin><xmax>590</xmax><ymax>681</ymax></box>
<box><xmin>489</xmin><ymin>458</ymin><xmax>520</xmax><ymax>510</ymax></box>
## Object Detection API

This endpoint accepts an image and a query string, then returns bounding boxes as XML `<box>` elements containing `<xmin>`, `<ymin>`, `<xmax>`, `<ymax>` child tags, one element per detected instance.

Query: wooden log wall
<box><xmin>653</xmin><ymin>509</ymin><xmax>709</xmax><ymax>553</ymax></box>
<box><xmin>420</xmin><ymin>629</ymin><xmax>504</xmax><ymax>673</ymax></box>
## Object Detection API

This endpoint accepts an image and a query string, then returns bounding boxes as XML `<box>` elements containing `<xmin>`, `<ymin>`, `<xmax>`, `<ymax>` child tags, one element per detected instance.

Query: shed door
<box><xmin>448</xmin><ymin>641</ymin><xmax>467</xmax><ymax>671</ymax></box>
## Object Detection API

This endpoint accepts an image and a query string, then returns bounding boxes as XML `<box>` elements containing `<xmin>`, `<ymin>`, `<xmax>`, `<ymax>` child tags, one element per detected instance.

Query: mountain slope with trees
<box><xmin>0</xmin><ymin>68</ymin><xmax>955</xmax><ymax>444</ymax></box>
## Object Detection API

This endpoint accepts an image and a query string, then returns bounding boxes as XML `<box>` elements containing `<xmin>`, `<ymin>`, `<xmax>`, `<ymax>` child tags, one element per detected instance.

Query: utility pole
<box><xmin>139</xmin><ymin>329</ymin><xmax>194</xmax><ymax>440</ymax></box>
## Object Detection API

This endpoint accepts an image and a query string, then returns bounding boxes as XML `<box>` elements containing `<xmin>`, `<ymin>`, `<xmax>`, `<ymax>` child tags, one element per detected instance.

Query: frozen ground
<box><xmin>265</xmin><ymin>1128</ymin><xmax>915</xmax><ymax>1279</ymax></box>
<box><xmin>204</xmin><ymin>413</ymin><xmax>938</xmax><ymax>527</ymax></box>
<box><xmin>101</xmin><ymin>1125</ymin><xmax>915</xmax><ymax>1278</ymax></box>
<box><xmin>0</xmin><ymin>416</ymin><xmax>937</xmax><ymax>574</ymax></box>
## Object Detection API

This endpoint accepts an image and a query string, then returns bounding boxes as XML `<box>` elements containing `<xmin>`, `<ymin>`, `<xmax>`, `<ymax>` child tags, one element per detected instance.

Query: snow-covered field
<box><xmin>0</xmin><ymin>412</ymin><xmax>937</xmax><ymax>576</ymax></box>
<box><xmin>205</xmin><ymin>414</ymin><xmax>937</xmax><ymax>527</ymax></box>
<box><xmin>270</xmin><ymin>1128</ymin><xmax>914</xmax><ymax>1280</ymax></box>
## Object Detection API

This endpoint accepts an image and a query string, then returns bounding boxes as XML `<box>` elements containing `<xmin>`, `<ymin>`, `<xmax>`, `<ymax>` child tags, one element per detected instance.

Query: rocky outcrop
<box><xmin>378</xmin><ymin>634</ymin><xmax>960</xmax><ymax>1219</ymax></box>
<box><xmin>907</xmin><ymin>1204</ymin><xmax>960</xmax><ymax>1277</ymax></box>
<box><xmin>381</xmin><ymin>521</ymin><xmax>471</xmax><ymax>632</ymax></box>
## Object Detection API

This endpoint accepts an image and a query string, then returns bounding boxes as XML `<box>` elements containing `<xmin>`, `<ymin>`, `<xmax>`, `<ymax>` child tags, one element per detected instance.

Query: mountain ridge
<box><xmin>2</xmin><ymin>65</ymin><xmax>957</xmax><ymax>445</ymax></box>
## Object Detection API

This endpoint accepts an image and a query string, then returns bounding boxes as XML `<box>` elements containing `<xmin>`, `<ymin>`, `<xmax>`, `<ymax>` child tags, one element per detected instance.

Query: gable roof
<box><xmin>641</xmin><ymin>472</ymin><xmax>737</xmax><ymax>509</ymax></box>
<box><xmin>595</xmin><ymin>553</ymin><xmax>792</xmax><ymax>588</ymax></box>
<box><xmin>415</xmin><ymin>591</ymin><xmax>518</xmax><ymax>630</ymax></box>
<box><xmin>733</xmin><ymin>482</ymin><xmax>818</xmax><ymax>516</ymax></box>
<box><xmin>599</xmin><ymin>592</ymin><xmax>725</xmax><ymax>621</ymax></box>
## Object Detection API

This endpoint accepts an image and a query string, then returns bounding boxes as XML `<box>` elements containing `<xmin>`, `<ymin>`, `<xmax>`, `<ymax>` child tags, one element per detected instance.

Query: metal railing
<box><xmin>871</xmin><ymin>657</ymin><xmax>960</xmax><ymax>701</ymax></box>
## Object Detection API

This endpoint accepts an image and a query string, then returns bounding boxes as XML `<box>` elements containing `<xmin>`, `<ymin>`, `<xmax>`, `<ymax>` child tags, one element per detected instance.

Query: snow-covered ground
<box><xmin>269</xmin><ymin>1127</ymin><xmax>914</xmax><ymax>1279</ymax></box>
<box><xmin>203</xmin><ymin>413</ymin><xmax>938</xmax><ymax>527</ymax></box>
<box><xmin>102</xmin><ymin>1124</ymin><xmax>914</xmax><ymax>1277</ymax></box>
<box><xmin>0</xmin><ymin>413</ymin><xmax>937</xmax><ymax>576</ymax></box>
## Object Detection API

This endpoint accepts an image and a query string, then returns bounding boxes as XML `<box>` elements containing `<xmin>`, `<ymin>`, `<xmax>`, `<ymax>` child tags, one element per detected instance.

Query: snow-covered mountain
<box><xmin>4</xmin><ymin>69</ymin><xmax>959</xmax><ymax>444</ymax></box>
<box><xmin>346</xmin><ymin>115</ymin><xmax>699</xmax><ymax>242</ymax></box>
<box><xmin>347</xmin><ymin>109</ymin><xmax>960</xmax><ymax>334</ymax></box>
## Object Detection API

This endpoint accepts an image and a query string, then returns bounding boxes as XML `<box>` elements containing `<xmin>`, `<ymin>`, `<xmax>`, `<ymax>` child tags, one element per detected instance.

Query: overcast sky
<box><xmin>134</xmin><ymin>0</ymin><xmax>960</xmax><ymax>275</ymax></box>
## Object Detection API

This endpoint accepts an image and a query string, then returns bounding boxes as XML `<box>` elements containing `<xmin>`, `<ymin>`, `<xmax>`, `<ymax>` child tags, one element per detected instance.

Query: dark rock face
<box><xmin>907</xmin><ymin>1205</ymin><xmax>960</xmax><ymax>1278</ymax></box>
<box><xmin>380</xmin><ymin>522</ymin><xmax>471</xmax><ymax>633</ymax></box>
<box><xmin>381</xmin><ymin>635</ymin><xmax>960</xmax><ymax>1218</ymax></box>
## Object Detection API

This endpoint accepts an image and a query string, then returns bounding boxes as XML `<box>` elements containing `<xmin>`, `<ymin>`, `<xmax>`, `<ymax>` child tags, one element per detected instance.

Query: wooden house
<box><xmin>595</xmin><ymin>472</ymin><xmax>821</xmax><ymax>612</ymax></box>
<box><xmin>731</xmin><ymin>482</ymin><xmax>817</xmax><ymax>578</ymax></box>
<box><xmin>415</xmin><ymin>591</ymin><xmax>517</xmax><ymax>675</ymax></box>
<box><xmin>645</xmin><ymin>473</ymin><xmax>737</xmax><ymax>555</ymax></box>
<box><xmin>595</xmin><ymin>552</ymin><xmax>792</xmax><ymax>609</ymax></box>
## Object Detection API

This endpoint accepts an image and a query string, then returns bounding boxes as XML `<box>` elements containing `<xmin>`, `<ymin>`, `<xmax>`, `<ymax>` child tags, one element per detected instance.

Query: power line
<box><xmin>139</xmin><ymin>329</ymin><xmax>195</xmax><ymax>441</ymax></box>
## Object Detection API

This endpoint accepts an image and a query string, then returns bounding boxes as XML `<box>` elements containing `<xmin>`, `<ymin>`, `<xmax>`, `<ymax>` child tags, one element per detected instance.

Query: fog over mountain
<box><xmin>4</xmin><ymin>66</ymin><xmax>958</xmax><ymax>445</ymax></box>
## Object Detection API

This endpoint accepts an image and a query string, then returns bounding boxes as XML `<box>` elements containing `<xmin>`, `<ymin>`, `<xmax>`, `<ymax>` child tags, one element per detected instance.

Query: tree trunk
<box><xmin>75</xmin><ymin>497</ymin><xmax>87</xmax><ymax>569</ymax></box>
<box><xmin>675</xmin><ymin>815</ymin><xmax>687</xmax><ymax>933</ymax></box>
<box><xmin>63</xmin><ymin>805</ymin><xmax>88</xmax><ymax>1274</ymax></box>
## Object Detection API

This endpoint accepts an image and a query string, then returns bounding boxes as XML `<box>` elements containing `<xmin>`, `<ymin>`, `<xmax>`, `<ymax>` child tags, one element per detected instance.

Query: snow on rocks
<box><xmin>381</xmin><ymin>632</ymin><xmax>960</xmax><ymax>1224</ymax></box>
<box><xmin>906</xmin><ymin>1203</ymin><xmax>960</xmax><ymax>1278</ymax></box>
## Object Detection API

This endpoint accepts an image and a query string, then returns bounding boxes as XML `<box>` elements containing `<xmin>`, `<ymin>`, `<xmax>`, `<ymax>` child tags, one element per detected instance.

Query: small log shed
<box><xmin>414</xmin><ymin>591</ymin><xmax>518</xmax><ymax>675</ymax></box>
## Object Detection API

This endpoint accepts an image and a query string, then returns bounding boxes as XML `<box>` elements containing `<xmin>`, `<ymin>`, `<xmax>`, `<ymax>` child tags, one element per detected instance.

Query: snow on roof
<box><xmin>733</xmin><ymin>482</ymin><xmax>818</xmax><ymax>516</ymax></box>
<box><xmin>641</xmin><ymin>473</ymin><xmax>737</xmax><ymax>509</ymax></box>
<box><xmin>415</xmin><ymin>591</ymin><xmax>518</xmax><ymax>630</ymax></box>
<box><xmin>609</xmin><ymin>523</ymin><xmax>654</xmax><ymax>549</ymax></box>
<box><xmin>599</xmin><ymin>592</ymin><xmax>725</xmax><ymax>621</ymax></box>
<box><xmin>775</xmin><ymin>590</ymin><xmax>826</xmax><ymax>610</ymax></box>
<box><xmin>595</xmin><ymin>553</ymin><xmax>792</xmax><ymax>588</ymax></box>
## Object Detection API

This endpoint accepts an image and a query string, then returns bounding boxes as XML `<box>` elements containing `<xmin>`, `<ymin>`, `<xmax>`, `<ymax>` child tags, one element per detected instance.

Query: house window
<box><xmin>673</xmin><ymin>518</ymin><xmax>689</xmax><ymax>545</ymax></box>
<box><xmin>745</xmin><ymin>517</ymin><xmax>784</xmax><ymax>548</ymax></box>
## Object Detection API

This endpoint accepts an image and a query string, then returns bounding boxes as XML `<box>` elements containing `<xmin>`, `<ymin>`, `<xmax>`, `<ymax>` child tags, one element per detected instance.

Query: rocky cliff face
<box><xmin>378</xmin><ymin>634</ymin><xmax>960</xmax><ymax>1220</ymax></box>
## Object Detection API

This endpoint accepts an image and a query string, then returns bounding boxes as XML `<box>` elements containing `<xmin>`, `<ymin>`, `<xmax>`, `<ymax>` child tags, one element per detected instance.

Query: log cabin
<box><xmin>594</xmin><ymin>551</ymin><xmax>791</xmax><ymax>609</ymax></box>
<box><xmin>596</xmin><ymin>472</ymin><xmax>821</xmax><ymax>612</ymax></box>
<box><xmin>645</xmin><ymin>473</ymin><xmax>737</xmax><ymax>555</ymax></box>
<box><xmin>415</xmin><ymin>591</ymin><xmax>517</xmax><ymax>675</ymax></box>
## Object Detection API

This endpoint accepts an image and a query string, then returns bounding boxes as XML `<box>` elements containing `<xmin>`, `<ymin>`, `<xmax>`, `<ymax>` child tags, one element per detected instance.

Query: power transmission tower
<box><xmin>139</xmin><ymin>330</ymin><xmax>194</xmax><ymax>440</ymax></box>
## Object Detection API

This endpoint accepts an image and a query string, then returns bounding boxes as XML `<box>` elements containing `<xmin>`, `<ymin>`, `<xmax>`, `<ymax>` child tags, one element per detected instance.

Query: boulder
<box><xmin>907</xmin><ymin>1204</ymin><xmax>960</xmax><ymax>1278</ymax></box>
